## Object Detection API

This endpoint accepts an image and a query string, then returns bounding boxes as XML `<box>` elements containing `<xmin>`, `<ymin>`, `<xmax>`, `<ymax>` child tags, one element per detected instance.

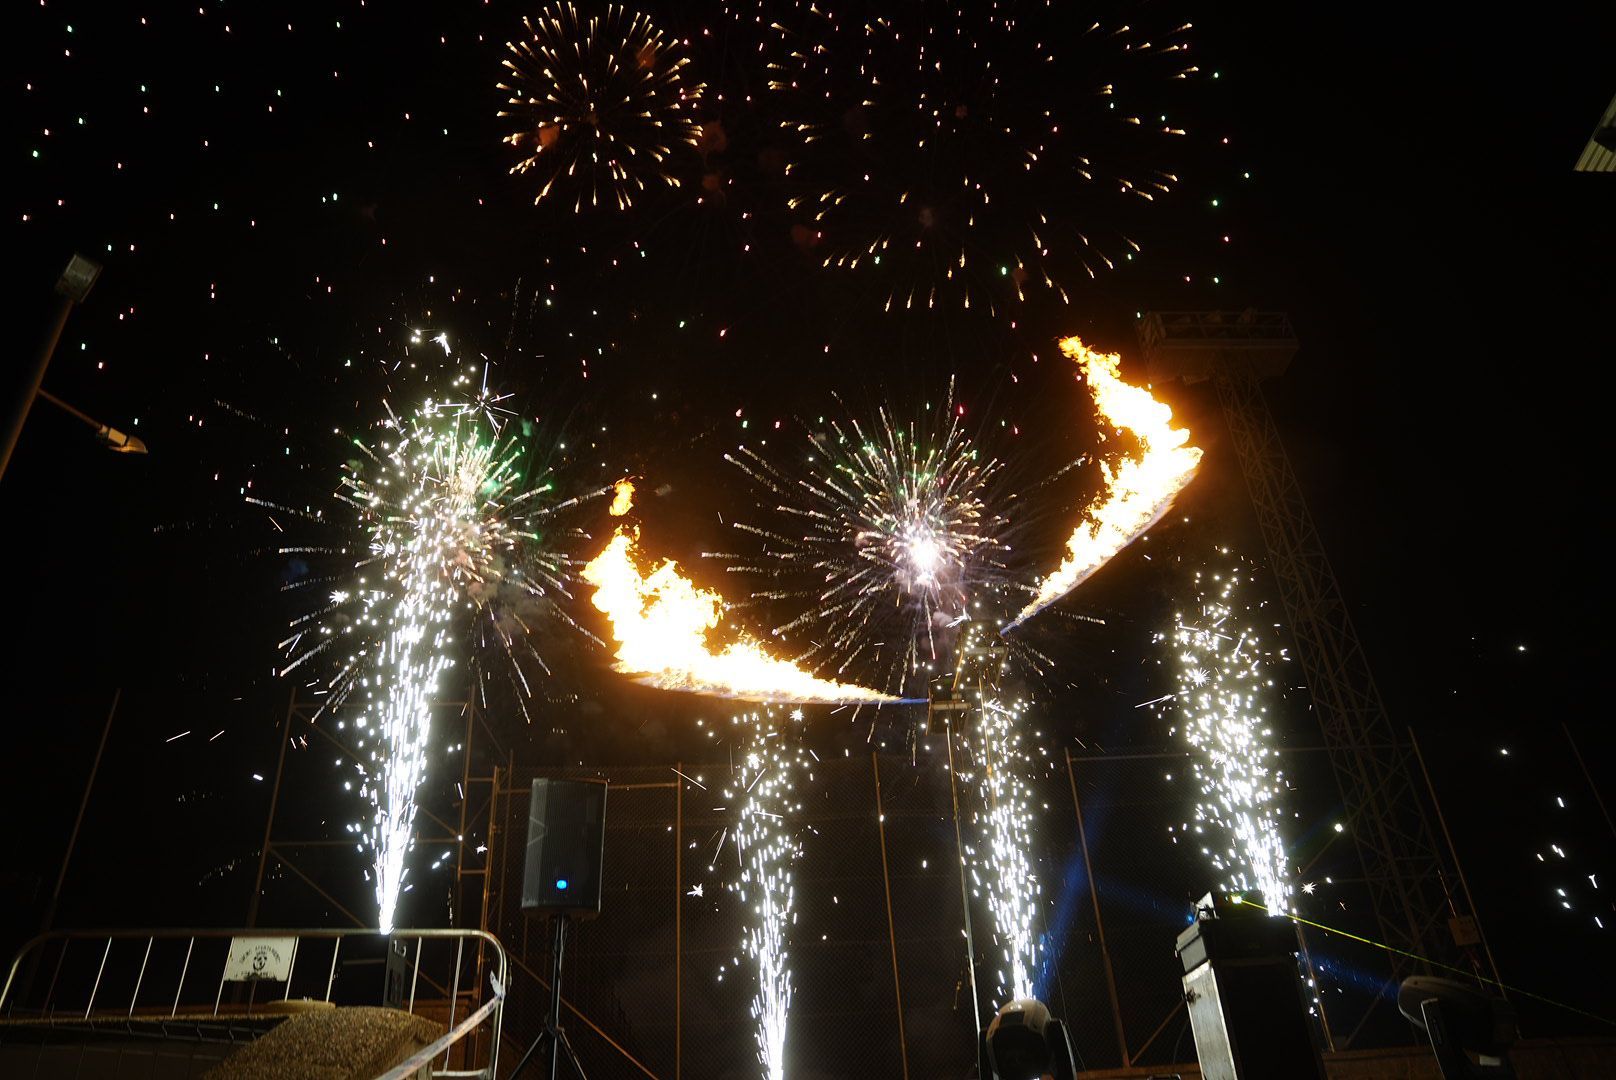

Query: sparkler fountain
<box><xmin>724</xmin><ymin>709</ymin><xmax>810</xmax><ymax>1080</ymax></box>
<box><xmin>1159</xmin><ymin>563</ymin><xmax>1293</xmax><ymax>914</ymax></box>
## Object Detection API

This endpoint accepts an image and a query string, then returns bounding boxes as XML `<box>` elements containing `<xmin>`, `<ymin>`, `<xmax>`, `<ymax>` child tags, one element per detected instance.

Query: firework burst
<box><xmin>1158</xmin><ymin>562</ymin><xmax>1292</xmax><ymax>914</ymax></box>
<box><xmin>764</xmin><ymin>1</ymin><xmax>1198</xmax><ymax>313</ymax></box>
<box><xmin>724</xmin><ymin>709</ymin><xmax>810</xmax><ymax>1080</ymax></box>
<box><xmin>499</xmin><ymin>2</ymin><xmax>705</xmax><ymax>212</ymax></box>
<box><xmin>714</xmin><ymin>384</ymin><xmax>1008</xmax><ymax>693</ymax></box>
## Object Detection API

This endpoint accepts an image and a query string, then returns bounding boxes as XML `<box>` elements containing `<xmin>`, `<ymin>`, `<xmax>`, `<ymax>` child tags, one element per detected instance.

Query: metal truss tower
<box><xmin>1139</xmin><ymin>312</ymin><xmax>1466</xmax><ymax>1008</ymax></box>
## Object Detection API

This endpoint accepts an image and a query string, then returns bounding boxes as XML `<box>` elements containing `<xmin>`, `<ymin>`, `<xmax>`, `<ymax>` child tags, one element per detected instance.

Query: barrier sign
<box><xmin>223</xmin><ymin>936</ymin><xmax>298</xmax><ymax>982</ymax></box>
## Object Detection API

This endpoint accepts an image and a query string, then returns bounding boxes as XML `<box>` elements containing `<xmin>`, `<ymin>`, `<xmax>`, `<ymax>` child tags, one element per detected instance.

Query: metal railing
<box><xmin>1</xmin><ymin>928</ymin><xmax>506</xmax><ymax>1078</ymax></box>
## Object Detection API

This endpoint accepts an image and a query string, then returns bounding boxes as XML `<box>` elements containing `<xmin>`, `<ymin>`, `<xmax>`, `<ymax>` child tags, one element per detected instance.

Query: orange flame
<box><xmin>609</xmin><ymin>478</ymin><xmax>636</xmax><ymax>516</ymax></box>
<box><xmin>1008</xmin><ymin>336</ymin><xmax>1203</xmax><ymax>629</ymax></box>
<box><xmin>582</xmin><ymin>528</ymin><xmax>904</xmax><ymax>703</ymax></box>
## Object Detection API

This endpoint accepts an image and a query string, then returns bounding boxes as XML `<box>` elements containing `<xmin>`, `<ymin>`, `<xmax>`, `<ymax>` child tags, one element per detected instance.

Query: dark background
<box><xmin>3</xmin><ymin>0</ymin><xmax>1612</xmax><ymax>1062</ymax></box>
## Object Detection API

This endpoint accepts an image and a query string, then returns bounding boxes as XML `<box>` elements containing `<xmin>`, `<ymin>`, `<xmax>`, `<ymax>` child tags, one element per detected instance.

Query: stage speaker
<box><xmin>522</xmin><ymin>779</ymin><xmax>607</xmax><ymax>919</ymax></box>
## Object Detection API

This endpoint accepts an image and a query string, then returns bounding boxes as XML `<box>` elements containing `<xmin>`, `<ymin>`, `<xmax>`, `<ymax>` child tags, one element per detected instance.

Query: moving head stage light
<box><xmin>979</xmin><ymin>997</ymin><xmax>1079</xmax><ymax>1080</ymax></box>
<box><xmin>1398</xmin><ymin>976</ymin><xmax>1518</xmax><ymax>1079</ymax></box>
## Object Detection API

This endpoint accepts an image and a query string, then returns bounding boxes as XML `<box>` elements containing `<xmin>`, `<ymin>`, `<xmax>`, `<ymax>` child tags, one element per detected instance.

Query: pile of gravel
<box><xmin>202</xmin><ymin>1006</ymin><xmax>444</xmax><ymax>1079</ymax></box>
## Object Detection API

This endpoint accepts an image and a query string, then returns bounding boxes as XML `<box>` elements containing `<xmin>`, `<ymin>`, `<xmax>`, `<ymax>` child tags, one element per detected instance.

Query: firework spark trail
<box><xmin>714</xmin><ymin>384</ymin><xmax>1006</xmax><ymax>691</ymax></box>
<box><xmin>582</xmin><ymin>528</ymin><xmax>911</xmax><ymax>703</ymax></box>
<box><xmin>1006</xmin><ymin>337</ymin><xmax>1201</xmax><ymax>631</ymax></box>
<box><xmin>1160</xmin><ymin>566</ymin><xmax>1292</xmax><ymax>913</ymax></box>
<box><xmin>725</xmin><ymin>711</ymin><xmax>807</xmax><ymax>1080</ymax></box>
<box><xmin>498</xmin><ymin>2</ymin><xmax>704</xmax><ymax>212</ymax></box>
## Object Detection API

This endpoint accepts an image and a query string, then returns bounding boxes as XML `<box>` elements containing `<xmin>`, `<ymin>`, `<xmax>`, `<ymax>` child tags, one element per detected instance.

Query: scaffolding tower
<box><xmin>1139</xmin><ymin>311</ymin><xmax>1467</xmax><ymax>1028</ymax></box>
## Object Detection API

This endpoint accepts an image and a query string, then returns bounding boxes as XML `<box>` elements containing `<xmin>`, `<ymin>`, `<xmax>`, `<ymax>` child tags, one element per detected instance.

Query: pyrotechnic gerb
<box><xmin>762</xmin><ymin>2</ymin><xmax>1199</xmax><ymax>312</ymax></box>
<box><xmin>499</xmin><ymin>2</ymin><xmax>705</xmax><ymax>211</ymax></box>
<box><xmin>724</xmin><ymin>710</ymin><xmax>810</xmax><ymax>1080</ymax></box>
<box><xmin>952</xmin><ymin>624</ymin><xmax>1042</xmax><ymax>1002</ymax></box>
<box><xmin>1008</xmin><ymin>336</ymin><xmax>1201</xmax><ymax>630</ymax></box>
<box><xmin>272</xmin><ymin>360</ymin><xmax>595</xmax><ymax>930</ymax></box>
<box><xmin>715</xmin><ymin>386</ymin><xmax>1007</xmax><ymax>693</ymax></box>
<box><xmin>1159</xmin><ymin>563</ymin><xmax>1292</xmax><ymax>914</ymax></box>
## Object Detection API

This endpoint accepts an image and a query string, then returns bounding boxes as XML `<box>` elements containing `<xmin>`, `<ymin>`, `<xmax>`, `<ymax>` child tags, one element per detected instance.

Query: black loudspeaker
<box><xmin>521</xmin><ymin>779</ymin><xmax>607</xmax><ymax>919</ymax></box>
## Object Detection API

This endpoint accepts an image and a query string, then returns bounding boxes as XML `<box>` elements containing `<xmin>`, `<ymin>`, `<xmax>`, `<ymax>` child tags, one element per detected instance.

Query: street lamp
<box><xmin>36</xmin><ymin>388</ymin><xmax>147</xmax><ymax>455</ymax></box>
<box><xmin>1</xmin><ymin>254</ymin><xmax>148</xmax><ymax>481</ymax></box>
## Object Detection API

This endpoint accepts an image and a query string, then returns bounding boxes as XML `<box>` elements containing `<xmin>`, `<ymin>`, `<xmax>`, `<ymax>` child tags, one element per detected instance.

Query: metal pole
<box><xmin>550</xmin><ymin>917</ymin><xmax>567</xmax><ymax>1080</ymax></box>
<box><xmin>0</xmin><ymin>294</ymin><xmax>72</xmax><ymax>484</ymax></box>
<box><xmin>1408</xmin><ymin>727</ymin><xmax>1505</xmax><ymax>994</ymax></box>
<box><xmin>248</xmin><ymin>688</ymin><xmax>298</xmax><ymax>927</ymax></box>
<box><xmin>42</xmin><ymin>689</ymin><xmax>120</xmax><ymax>933</ymax></box>
<box><xmin>675</xmin><ymin>760</ymin><xmax>683</xmax><ymax>1080</ymax></box>
<box><xmin>455</xmin><ymin>703</ymin><xmax>475</xmax><ymax>927</ymax></box>
<box><xmin>1563</xmin><ymin>722</ymin><xmax>1616</xmax><ymax>844</ymax></box>
<box><xmin>1065</xmin><ymin>749</ymin><xmax>1129</xmax><ymax>1067</ymax></box>
<box><xmin>2</xmin><ymin>255</ymin><xmax>101</xmax><ymax>483</ymax></box>
<box><xmin>872</xmin><ymin>753</ymin><xmax>911</xmax><ymax>1080</ymax></box>
<box><xmin>945</xmin><ymin>720</ymin><xmax>982</xmax><ymax>1031</ymax></box>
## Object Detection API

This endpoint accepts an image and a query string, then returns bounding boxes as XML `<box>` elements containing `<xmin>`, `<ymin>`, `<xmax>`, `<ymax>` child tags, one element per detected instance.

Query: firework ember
<box><xmin>1007</xmin><ymin>336</ymin><xmax>1201</xmax><ymax>630</ymax></box>
<box><xmin>582</xmin><ymin>527</ymin><xmax>909</xmax><ymax>703</ymax></box>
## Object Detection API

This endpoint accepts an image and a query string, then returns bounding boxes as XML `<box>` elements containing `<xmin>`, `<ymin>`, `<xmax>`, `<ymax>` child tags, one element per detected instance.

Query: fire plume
<box><xmin>1007</xmin><ymin>336</ymin><xmax>1202</xmax><ymax>630</ymax></box>
<box><xmin>582</xmin><ymin>528</ymin><xmax>906</xmax><ymax>703</ymax></box>
<box><xmin>609</xmin><ymin>478</ymin><xmax>636</xmax><ymax>516</ymax></box>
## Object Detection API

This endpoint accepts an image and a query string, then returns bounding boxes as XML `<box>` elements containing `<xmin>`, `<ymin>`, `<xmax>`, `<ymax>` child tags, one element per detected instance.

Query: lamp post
<box><xmin>1</xmin><ymin>254</ymin><xmax>105</xmax><ymax>483</ymax></box>
<box><xmin>35</xmin><ymin>388</ymin><xmax>147</xmax><ymax>455</ymax></box>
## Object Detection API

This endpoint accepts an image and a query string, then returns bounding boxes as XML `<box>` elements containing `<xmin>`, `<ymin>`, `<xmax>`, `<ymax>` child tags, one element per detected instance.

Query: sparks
<box><xmin>761</xmin><ymin>3</ymin><xmax>1198</xmax><ymax>312</ymax></box>
<box><xmin>724</xmin><ymin>709</ymin><xmax>808</xmax><ymax>1080</ymax></box>
<box><xmin>1159</xmin><ymin>564</ymin><xmax>1292</xmax><ymax>914</ymax></box>
<box><xmin>498</xmin><ymin>2</ymin><xmax>704</xmax><ymax>213</ymax></box>
<box><xmin>716</xmin><ymin>382</ymin><xmax>1006</xmax><ymax>692</ymax></box>
<box><xmin>277</xmin><ymin>358</ymin><xmax>600</xmax><ymax>930</ymax></box>
<box><xmin>1008</xmin><ymin>337</ymin><xmax>1201</xmax><ymax>629</ymax></box>
<box><xmin>953</xmin><ymin>624</ymin><xmax>1040</xmax><ymax>1002</ymax></box>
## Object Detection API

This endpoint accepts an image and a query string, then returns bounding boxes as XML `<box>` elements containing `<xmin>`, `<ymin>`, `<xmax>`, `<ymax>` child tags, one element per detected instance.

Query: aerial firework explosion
<box><xmin>1158</xmin><ymin>562</ymin><xmax>1293</xmax><ymax>914</ymax></box>
<box><xmin>273</xmin><ymin>361</ymin><xmax>600</xmax><ymax>929</ymax></box>
<box><xmin>724</xmin><ymin>709</ymin><xmax>810</xmax><ymax>1080</ymax></box>
<box><xmin>716</xmin><ymin>384</ymin><xmax>1007</xmax><ymax>693</ymax></box>
<box><xmin>763</xmin><ymin>1</ymin><xmax>1198</xmax><ymax>313</ymax></box>
<box><xmin>499</xmin><ymin>1</ymin><xmax>705</xmax><ymax>212</ymax></box>
<box><xmin>1008</xmin><ymin>336</ymin><xmax>1202</xmax><ymax>630</ymax></box>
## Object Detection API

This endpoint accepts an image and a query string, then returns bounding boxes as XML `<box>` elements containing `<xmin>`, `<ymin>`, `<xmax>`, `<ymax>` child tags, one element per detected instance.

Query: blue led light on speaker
<box><xmin>556</xmin><ymin>879</ymin><xmax>569</xmax><ymax>890</ymax></box>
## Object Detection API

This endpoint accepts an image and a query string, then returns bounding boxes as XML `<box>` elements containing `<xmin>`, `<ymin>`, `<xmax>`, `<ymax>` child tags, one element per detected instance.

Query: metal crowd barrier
<box><xmin>0</xmin><ymin>927</ymin><xmax>506</xmax><ymax>1078</ymax></box>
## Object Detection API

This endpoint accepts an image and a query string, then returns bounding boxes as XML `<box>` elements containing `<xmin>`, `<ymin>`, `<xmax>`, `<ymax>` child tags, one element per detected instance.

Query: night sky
<box><xmin>4</xmin><ymin>0</ymin><xmax>1613</xmax><ymax>1055</ymax></box>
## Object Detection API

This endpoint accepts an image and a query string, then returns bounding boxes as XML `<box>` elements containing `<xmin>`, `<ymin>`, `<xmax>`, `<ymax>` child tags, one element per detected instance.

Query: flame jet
<box><xmin>583</xmin><ymin>528</ymin><xmax>913</xmax><ymax>703</ymax></box>
<box><xmin>1005</xmin><ymin>337</ymin><xmax>1202</xmax><ymax>630</ymax></box>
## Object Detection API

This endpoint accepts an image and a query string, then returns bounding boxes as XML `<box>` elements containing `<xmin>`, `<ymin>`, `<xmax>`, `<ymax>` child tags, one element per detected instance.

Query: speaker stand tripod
<box><xmin>509</xmin><ymin>916</ymin><xmax>588</xmax><ymax>1079</ymax></box>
